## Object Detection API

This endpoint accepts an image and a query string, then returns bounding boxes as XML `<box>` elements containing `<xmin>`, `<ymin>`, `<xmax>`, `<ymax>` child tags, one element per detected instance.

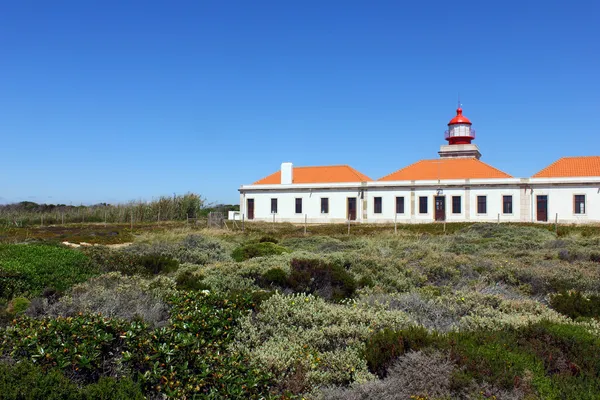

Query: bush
<box><xmin>550</xmin><ymin>291</ymin><xmax>600</xmax><ymax>320</ymax></box>
<box><xmin>259</xmin><ymin>236</ymin><xmax>279</xmax><ymax>244</ymax></box>
<box><xmin>31</xmin><ymin>273</ymin><xmax>172</xmax><ymax>328</ymax></box>
<box><xmin>231</xmin><ymin>242</ymin><xmax>290</xmax><ymax>262</ymax></box>
<box><xmin>138</xmin><ymin>254</ymin><xmax>178</xmax><ymax>275</ymax></box>
<box><xmin>123</xmin><ymin>234</ymin><xmax>231</xmax><ymax>266</ymax></box>
<box><xmin>288</xmin><ymin>258</ymin><xmax>357</xmax><ymax>301</ymax></box>
<box><xmin>2</xmin><ymin>291</ymin><xmax>276</xmax><ymax>399</ymax></box>
<box><xmin>0</xmin><ymin>244</ymin><xmax>98</xmax><ymax>301</ymax></box>
<box><xmin>6</xmin><ymin>297</ymin><xmax>30</xmax><ymax>315</ymax></box>
<box><xmin>320</xmin><ymin>351</ymin><xmax>456</xmax><ymax>400</ymax></box>
<box><xmin>364</xmin><ymin>326</ymin><xmax>432</xmax><ymax>378</ymax></box>
<box><xmin>175</xmin><ymin>270</ymin><xmax>211</xmax><ymax>291</ymax></box>
<box><xmin>261</xmin><ymin>267</ymin><xmax>288</xmax><ymax>287</ymax></box>
<box><xmin>0</xmin><ymin>360</ymin><xmax>145</xmax><ymax>400</ymax></box>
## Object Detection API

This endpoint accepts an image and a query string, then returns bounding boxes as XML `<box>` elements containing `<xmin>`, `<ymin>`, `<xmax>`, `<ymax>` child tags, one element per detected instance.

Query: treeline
<box><xmin>0</xmin><ymin>193</ymin><xmax>238</xmax><ymax>227</ymax></box>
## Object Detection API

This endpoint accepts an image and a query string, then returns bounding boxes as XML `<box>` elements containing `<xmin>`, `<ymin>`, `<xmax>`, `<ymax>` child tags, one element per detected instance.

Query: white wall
<box><xmin>365</xmin><ymin>187</ymin><xmax>523</xmax><ymax>223</ymax></box>
<box><xmin>241</xmin><ymin>189</ymin><xmax>364</xmax><ymax>223</ymax></box>
<box><xmin>240</xmin><ymin>182</ymin><xmax>600</xmax><ymax>224</ymax></box>
<box><xmin>529</xmin><ymin>186</ymin><xmax>600</xmax><ymax>224</ymax></box>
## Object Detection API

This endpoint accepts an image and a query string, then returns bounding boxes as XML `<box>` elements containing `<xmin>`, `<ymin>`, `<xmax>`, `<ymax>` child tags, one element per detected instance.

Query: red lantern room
<box><xmin>445</xmin><ymin>106</ymin><xmax>475</xmax><ymax>145</ymax></box>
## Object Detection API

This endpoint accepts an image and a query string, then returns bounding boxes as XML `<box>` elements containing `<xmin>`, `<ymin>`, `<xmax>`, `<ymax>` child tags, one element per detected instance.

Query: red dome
<box><xmin>448</xmin><ymin>107</ymin><xmax>472</xmax><ymax>125</ymax></box>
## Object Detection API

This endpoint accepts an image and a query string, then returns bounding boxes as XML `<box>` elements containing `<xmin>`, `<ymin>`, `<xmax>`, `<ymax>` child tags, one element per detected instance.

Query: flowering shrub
<box><xmin>231</xmin><ymin>292</ymin><xmax>411</xmax><ymax>391</ymax></box>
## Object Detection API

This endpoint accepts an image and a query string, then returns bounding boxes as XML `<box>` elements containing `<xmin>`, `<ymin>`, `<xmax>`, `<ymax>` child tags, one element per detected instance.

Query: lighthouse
<box><xmin>438</xmin><ymin>105</ymin><xmax>482</xmax><ymax>159</ymax></box>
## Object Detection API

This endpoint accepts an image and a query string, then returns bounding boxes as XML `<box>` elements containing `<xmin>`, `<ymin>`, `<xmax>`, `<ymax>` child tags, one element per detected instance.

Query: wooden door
<box><xmin>347</xmin><ymin>198</ymin><xmax>357</xmax><ymax>221</ymax></box>
<box><xmin>247</xmin><ymin>199</ymin><xmax>254</xmax><ymax>220</ymax></box>
<box><xmin>435</xmin><ymin>196</ymin><xmax>446</xmax><ymax>221</ymax></box>
<box><xmin>536</xmin><ymin>195</ymin><xmax>548</xmax><ymax>222</ymax></box>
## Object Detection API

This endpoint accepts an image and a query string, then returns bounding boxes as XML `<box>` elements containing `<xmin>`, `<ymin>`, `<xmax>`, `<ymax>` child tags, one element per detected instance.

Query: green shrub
<box><xmin>288</xmin><ymin>258</ymin><xmax>357</xmax><ymax>301</ymax></box>
<box><xmin>364</xmin><ymin>326</ymin><xmax>432</xmax><ymax>377</ymax></box>
<box><xmin>0</xmin><ymin>361</ymin><xmax>145</xmax><ymax>400</ymax></box>
<box><xmin>0</xmin><ymin>244</ymin><xmax>98</xmax><ymax>300</ymax></box>
<box><xmin>231</xmin><ymin>242</ymin><xmax>290</xmax><ymax>262</ymax></box>
<box><xmin>550</xmin><ymin>291</ymin><xmax>600</xmax><ymax>320</ymax></box>
<box><xmin>175</xmin><ymin>270</ymin><xmax>210</xmax><ymax>291</ymax></box>
<box><xmin>1</xmin><ymin>291</ymin><xmax>276</xmax><ymax>399</ymax></box>
<box><xmin>6</xmin><ymin>297</ymin><xmax>30</xmax><ymax>315</ymax></box>
<box><xmin>261</xmin><ymin>267</ymin><xmax>288</xmax><ymax>287</ymax></box>
<box><xmin>138</xmin><ymin>254</ymin><xmax>178</xmax><ymax>275</ymax></box>
<box><xmin>259</xmin><ymin>236</ymin><xmax>279</xmax><ymax>244</ymax></box>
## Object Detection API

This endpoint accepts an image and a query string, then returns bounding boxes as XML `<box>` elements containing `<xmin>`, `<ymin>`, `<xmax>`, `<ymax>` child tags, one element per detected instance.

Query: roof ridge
<box><xmin>472</xmin><ymin>158</ymin><xmax>513</xmax><ymax>178</ymax></box>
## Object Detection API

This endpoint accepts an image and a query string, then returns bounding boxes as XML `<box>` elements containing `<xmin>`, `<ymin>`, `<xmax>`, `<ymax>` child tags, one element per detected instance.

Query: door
<box><xmin>435</xmin><ymin>196</ymin><xmax>446</xmax><ymax>221</ymax></box>
<box><xmin>347</xmin><ymin>197</ymin><xmax>357</xmax><ymax>221</ymax></box>
<box><xmin>247</xmin><ymin>199</ymin><xmax>254</xmax><ymax>220</ymax></box>
<box><xmin>536</xmin><ymin>195</ymin><xmax>548</xmax><ymax>222</ymax></box>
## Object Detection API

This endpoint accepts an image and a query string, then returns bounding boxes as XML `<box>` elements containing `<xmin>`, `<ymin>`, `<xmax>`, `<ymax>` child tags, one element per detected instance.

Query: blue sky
<box><xmin>1</xmin><ymin>1</ymin><xmax>599</xmax><ymax>205</ymax></box>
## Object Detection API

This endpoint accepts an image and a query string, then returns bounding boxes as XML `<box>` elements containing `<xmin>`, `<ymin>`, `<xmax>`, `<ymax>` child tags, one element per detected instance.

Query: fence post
<box><xmin>497</xmin><ymin>213</ymin><xmax>500</xmax><ymax>224</ymax></box>
<box><xmin>555</xmin><ymin>213</ymin><xmax>558</xmax><ymax>234</ymax></box>
<box><xmin>304</xmin><ymin>214</ymin><xmax>307</xmax><ymax>235</ymax></box>
<box><xmin>394</xmin><ymin>213</ymin><xmax>397</xmax><ymax>235</ymax></box>
<box><xmin>272</xmin><ymin>213</ymin><xmax>275</xmax><ymax>232</ymax></box>
<box><xmin>104</xmin><ymin>210</ymin><xmax>107</xmax><ymax>227</ymax></box>
<box><xmin>130</xmin><ymin>212</ymin><xmax>133</xmax><ymax>230</ymax></box>
<box><xmin>242</xmin><ymin>213</ymin><xmax>245</xmax><ymax>233</ymax></box>
<box><xmin>347</xmin><ymin>217</ymin><xmax>350</xmax><ymax>236</ymax></box>
<box><xmin>61</xmin><ymin>212</ymin><xmax>64</xmax><ymax>225</ymax></box>
<box><xmin>41</xmin><ymin>214</ymin><xmax>44</xmax><ymax>227</ymax></box>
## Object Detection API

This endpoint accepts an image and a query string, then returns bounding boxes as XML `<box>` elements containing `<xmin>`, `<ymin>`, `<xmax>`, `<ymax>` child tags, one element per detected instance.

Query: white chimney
<box><xmin>281</xmin><ymin>162</ymin><xmax>293</xmax><ymax>184</ymax></box>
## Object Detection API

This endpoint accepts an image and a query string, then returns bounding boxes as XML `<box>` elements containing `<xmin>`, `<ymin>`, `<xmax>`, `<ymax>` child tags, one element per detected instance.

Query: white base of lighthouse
<box><xmin>438</xmin><ymin>144</ymin><xmax>481</xmax><ymax>159</ymax></box>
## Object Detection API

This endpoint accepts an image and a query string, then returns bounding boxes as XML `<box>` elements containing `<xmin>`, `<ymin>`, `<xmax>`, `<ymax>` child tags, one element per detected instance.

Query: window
<box><xmin>477</xmin><ymin>196</ymin><xmax>487</xmax><ymax>214</ymax></box>
<box><xmin>396</xmin><ymin>197</ymin><xmax>405</xmax><ymax>214</ymax></box>
<box><xmin>574</xmin><ymin>195</ymin><xmax>586</xmax><ymax>214</ymax></box>
<box><xmin>271</xmin><ymin>198</ymin><xmax>278</xmax><ymax>214</ymax></box>
<box><xmin>374</xmin><ymin>197</ymin><xmax>382</xmax><ymax>214</ymax></box>
<box><xmin>452</xmin><ymin>196</ymin><xmax>461</xmax><ymax>214</ymax></box>
<box><xmin>419</xmin><ymin>196</ymin><xmax>428</xmax><ymax>214</ymax></box>
<box><xmin>503</xmin><ymin>195</ymin><xmax>513</xmax><ymax>214</ymax></box>
<box><xmin>321</xmin><ymin>198</ymin><xmax>329</xmax><ymax>214</ymax></box>
<box><xmin>295</xmin><ymin>198</ymin><xmax>302</xmax><ymax>214</ymax></box>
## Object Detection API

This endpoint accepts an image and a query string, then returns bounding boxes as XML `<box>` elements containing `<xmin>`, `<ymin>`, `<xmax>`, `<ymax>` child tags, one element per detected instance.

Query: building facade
<box><xmin>239</xmin><ymin>107</ymin><xmax>600</xmax><ymax>224</ymax></box>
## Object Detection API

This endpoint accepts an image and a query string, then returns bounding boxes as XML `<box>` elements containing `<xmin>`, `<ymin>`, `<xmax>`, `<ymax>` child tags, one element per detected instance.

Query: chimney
<box><xmin>281</xmin><ymin>162</ymin><xmax>293</xmax><ymax>184</ymax></box>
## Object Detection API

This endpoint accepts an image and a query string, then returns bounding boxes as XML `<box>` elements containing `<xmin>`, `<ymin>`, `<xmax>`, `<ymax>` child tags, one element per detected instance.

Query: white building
<box><xmin>239</xmin><ymin>107</ymin><xmax>600</xmax><ymax>224</ymax></box>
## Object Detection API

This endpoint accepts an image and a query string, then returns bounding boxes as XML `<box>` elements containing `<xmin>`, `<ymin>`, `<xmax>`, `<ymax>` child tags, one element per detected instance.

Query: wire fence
<box><xmin>0</xmin><ymin>193</ymin><xmax>204</xmax><ymax>227</ymax></box>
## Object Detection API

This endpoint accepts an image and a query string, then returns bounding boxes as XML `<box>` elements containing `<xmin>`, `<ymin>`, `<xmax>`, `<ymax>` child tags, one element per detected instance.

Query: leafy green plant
<box><xmin>261</xmin><ymin>268</ymin><xmax>288</xmax><ymax>287</ymax></box>
<box><xmin>6</xmin><ymin>297</ymin><xmax>30</xmax><ymax>315</ymax></box>
<box><xmin>231</xmin><ymin>242</ymin><xmax>290</xmax><ymax>262</ymax></box>
<box><xmin>288</xmin><ymin>258</ymin><xmax>357</xmax><ymax>301</ymax></box>
<box><xmin>0</xmin><ymin>244</ymin><xmax>98</xmax><ymax>300</ymax></box>
<box><xmin>550</xmin><ymin>291</ymin><xmax>600</xmax><ymax>320</ymax></box>
<box><xmin>1</xmin><ymin>290</ymin><xmax>277</xmax><ymax>399</ymax></box>
<box><xmin>364</xmin><ymin>326</ymin><xmax>432</xmax><ymax>377</ymax></box>
<box><xmin>0</xmin><ymin>360</ymin><xmax>145</xmax><ymax>399</ymax></box>
<box><xmin>138</xmin><ymin>254</ymin><xmax>178</xmax><ymax>275</ymax></box>
<box><xmin>175</xmin><ymin>270</ymin><xmax>210</xmax><ymax>291</ymax></box>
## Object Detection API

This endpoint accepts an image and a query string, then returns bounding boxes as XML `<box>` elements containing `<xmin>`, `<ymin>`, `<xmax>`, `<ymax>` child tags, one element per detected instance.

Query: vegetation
<box><xmin>0</xmin><ymin>221</ymin><xmax>600</xmax><ymax>398</ymax></box>
<box><xmin>0</xmin><ymin>193</ymin><xmax>205</xmax><ymax>227</ymax></box>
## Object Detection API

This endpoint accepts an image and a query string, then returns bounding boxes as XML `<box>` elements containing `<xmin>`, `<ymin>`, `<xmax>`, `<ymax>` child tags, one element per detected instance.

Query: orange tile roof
<box><xmin>253</xmin><ymin>165</ymin><xmax>372</xmax><ymax>185</ymax></box>
<box><xmin>532</xmin><ymin>156</ymin><xmax>600</xmax><ymax>178</ymax></box>
<box><xmin>378</xmin><ymin>158</ymin><xmax>512</xmax><ymax>181</ymax></box>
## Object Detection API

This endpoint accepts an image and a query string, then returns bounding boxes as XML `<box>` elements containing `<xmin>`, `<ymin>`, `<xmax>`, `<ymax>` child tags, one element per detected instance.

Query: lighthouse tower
<box><xmin>438</xmin><ymin>105</ymin><xmax>481</xmax><ymax>159</ymax></box>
